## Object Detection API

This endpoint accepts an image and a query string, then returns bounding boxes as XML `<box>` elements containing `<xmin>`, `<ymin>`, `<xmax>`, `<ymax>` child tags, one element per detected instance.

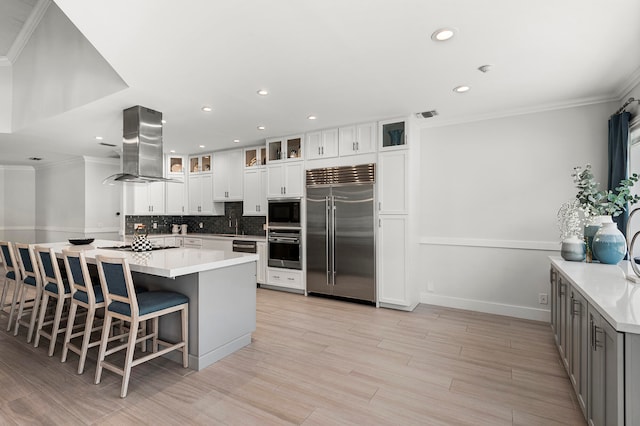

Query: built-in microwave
<box><xmin>268</xmin><ymin>200</ymin><xmax>301</xmax><ymax>227</ymax></box>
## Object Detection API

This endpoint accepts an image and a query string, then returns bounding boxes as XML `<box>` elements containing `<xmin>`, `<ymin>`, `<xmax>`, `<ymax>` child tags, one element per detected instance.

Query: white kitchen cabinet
<box><xmin>167</xmin><ymin>155</ymin><xmax>186</xmax><ymax>175</ymax></box>
<box><xmin>267</xmin><ymin>162</ymin><xmax>304</xmax><ymax>198</ymax></box>
<box><xmin>189</xmin><ymin>174</ymin><xmax>223</xmax><ymax>215</ymax></box>
<box><xmin>213</xmin><ymin>149</ymin><xmax>243</xmax><ymax>201</ymax></box>
<box><xmin>164</xmin><ymin>236</ymin><xmax>183</xmax><ymax>247</ymax></box>
<box><xmin>379</xmin><ymin>118</ymin><xmax>408</xmax><ymax>150</ymax></box>
<box><xmin>378</xmin><ymin>150</ymin><xmax>408</xmax><ymax>214</ymax></box>
<box><xmin>339</xmin><ymin>122</ymin><xmax>376</xmax><ymax>156</ymax></box>
<box><xmin>377</xmin><ymin>215</ymin><xmax>409</xmax><ymax>306</ymax></box>
<box><xmin>267</xmin><ymin>135</ymin><xmax>303</xmax><ymax>162</ymax></box>
<box><xmin>266</xmin><ymin>267</ymin><xmax>303</xmax><ymax>290</ymax></box>
<box><xmin>243</xmin><ymin>168</ymin><xmax>267</xmax><ymax>216</ymax></box>
<box><xmin>182</xmin><ymin>237</ymin><xmax>202</xmax><ymax>248</ymax></box>
<box><xmin>244</xmin><ymin>146</ymin><xmax>267</xmax><ymax>168</ymax></box>
<box><xmin>257</xmin><ymin>242</ymin><xmax>267</xmax><ymax>284</ymax></box>
<box><xmin>188</xmin><ymin>154</ymin><xmax>212</xmax><ymax>174</ymax></box>
<box><xmin>125</xmin><ymin>182</ymin><xmax>165</xmax><ymax>215</ymax></box>
<box><xmin>305</xmin><ymin>129</ymin><xmax>338</xmax><ymax>160</ymax></box>
<box><xmin>166</xmin><ymin>180</ymin><xmax>186</xmax><ymax>214</ymax></box>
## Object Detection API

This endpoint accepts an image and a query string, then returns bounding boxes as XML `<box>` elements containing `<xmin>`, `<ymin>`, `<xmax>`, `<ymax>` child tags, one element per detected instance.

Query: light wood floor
<box><xmin>0</xmin><ymin>288</ymin><xmax>586</xmax><ymax>425</ymax></box>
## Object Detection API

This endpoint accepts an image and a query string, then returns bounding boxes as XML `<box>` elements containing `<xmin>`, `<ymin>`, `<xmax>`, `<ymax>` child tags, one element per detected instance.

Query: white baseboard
<box><xmin>420</xmin><ymin>292</ymin><xmax>550</xmax><ymax>322</ymax></box>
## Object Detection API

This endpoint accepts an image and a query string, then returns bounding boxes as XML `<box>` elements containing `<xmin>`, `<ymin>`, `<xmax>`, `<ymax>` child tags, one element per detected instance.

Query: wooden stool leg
<box><xmin>48</xmin><ymin>296</ymin><xmax>65</xmax><ymax>356</ymax></box>
<box><xmin>61</xmin><ymin>302</ymin><xmax>78</xmax><ymax>363</ymax></box>
<box><xmin>94</xmin><ymin>314</ymin><xmax>112</xmax><ymax>385</ymax></box>
<box><xmin>26</xmin><ymin>287</ymin><xmax>41</xmax><ymax>343</ymax></box>
<box><xmin>152</xmin><ymin>317</ymin><xmax>159</xmax><ymax>353</ymax></box>
<box><xmin>34</xmin><ymin>293</ymin><xmax>50</xmax><ymax>348</ymax></box>
<box><xmin>120</xmin><ymin>318</ymin><xmax>139</xmax><ymax>398</ymax></box>
<box><xmin>77</xmin><ymin>307</ymin><xmax>95</xmax><ymax>374</ymax></box>
<box><xmin>7</xmin><ymin>281</ymin><xmax>20</xmax><ymax>331</ymax></box>
<box><xmin>182</xmin><ymin>305</ymin><xmax>189</xmax><ymax>368</ymax></box>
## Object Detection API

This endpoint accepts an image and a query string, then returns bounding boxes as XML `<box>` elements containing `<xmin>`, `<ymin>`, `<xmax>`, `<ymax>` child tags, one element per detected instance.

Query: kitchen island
<box><xmin>42</xmin><ymin>240</ymin><xmax>258</xmax><ymax>370</ymax></box>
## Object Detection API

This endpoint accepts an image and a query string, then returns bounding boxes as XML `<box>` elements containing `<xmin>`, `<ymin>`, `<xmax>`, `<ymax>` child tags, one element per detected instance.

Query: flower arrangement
<box><xmin>572</xmin><ymin>164</ymin><xmax>640</xmax><ymax>218</ymax></box>
<box><xmin>557</xmin><ymin>199</ymin><xmax>583</xmax><ymax>241</ymax></box>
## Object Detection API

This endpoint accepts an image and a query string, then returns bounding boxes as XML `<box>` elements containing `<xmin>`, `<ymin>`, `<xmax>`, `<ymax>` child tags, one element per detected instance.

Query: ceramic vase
<box><xmin>592</xmin><ymin>222</ymin><xmax>627</xmax><ymax>264</ymax></box>
<box><xmin>561</xmin><ymin>236</ymin><xmax>586</xmax><ymax>261</ymax></box>
<box><xmin>584</xmin><ymin>215</ymin><xmax>613</xmax><ymax>262</ymax></box>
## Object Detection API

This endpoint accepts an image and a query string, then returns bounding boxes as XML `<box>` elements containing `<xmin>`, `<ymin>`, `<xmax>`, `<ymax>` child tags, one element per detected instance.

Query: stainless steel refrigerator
<box><xmin>306</xmin><ymin>164</ymin><xmax>375</xmax><ymax>302</ymax></box>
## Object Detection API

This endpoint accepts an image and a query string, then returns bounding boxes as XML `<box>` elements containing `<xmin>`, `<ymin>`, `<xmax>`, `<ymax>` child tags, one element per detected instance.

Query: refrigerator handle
<box><xmin>332</xmin><ymin>196</ymin><xmax>337</xmax><ymax>286</ymax></box>
<box><xmin>325</xmin><ymin>196</ymin><xmax>330</xmax><ymax>286</ymax></box>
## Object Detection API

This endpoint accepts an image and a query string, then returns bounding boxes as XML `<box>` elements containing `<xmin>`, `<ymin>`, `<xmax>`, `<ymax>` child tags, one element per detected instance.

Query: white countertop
<box><xmin>550</xmin><ymin>256</ymin><xmax>640</xmax><ymax>334</ymax></box>
<box><xmin>41</xmin><ymin>240</ymin><xmax>258</xmax><ymax>279</ymax></box>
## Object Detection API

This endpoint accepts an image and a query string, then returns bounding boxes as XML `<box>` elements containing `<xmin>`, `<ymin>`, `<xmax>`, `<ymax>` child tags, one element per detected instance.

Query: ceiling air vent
<box><xmin>416</xmin><ymin>110</ymin><xmax>438</xmax><ymax>118</ymax></box>
<box><xmin>99</xmin><ymin>142</ymin><xmax>117</xmax><ymax>147</ymax></box>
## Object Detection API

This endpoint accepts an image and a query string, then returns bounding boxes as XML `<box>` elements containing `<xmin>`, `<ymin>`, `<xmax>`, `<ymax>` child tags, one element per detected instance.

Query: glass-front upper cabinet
<box><xmin>267</xmin><ymin>135</ymin><xmax>303</xmax><ymax>162</ymax></box>
<box><xmin>189</xmin><ymin>154</ymin><xmax>212</xmax><ymax>174</ymax></box>
<box><xmin>167</xmin><ymin>155</ymin><xmax>185</xmax><ymax>175</ymax></box>
<box><xmin>379</xmin><ymin>118</ymin><xmax>407</xmax><ymax>150</ymax></box>
<box><xmin>245</xmin><ymin>146</ymin><xmax>267</xmax><ymax>168</ymax></box>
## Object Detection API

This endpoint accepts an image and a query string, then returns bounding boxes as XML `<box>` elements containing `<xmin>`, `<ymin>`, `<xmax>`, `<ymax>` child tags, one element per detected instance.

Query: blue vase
<box><xmin>592</xmin><ymin>222</ymin><xmax>627</xmax><ymax>264</ymax></box>
<box><xmin>388</xmin><ymin>129</ymin><xmax>404</xmax><ymax>146</ymax></box>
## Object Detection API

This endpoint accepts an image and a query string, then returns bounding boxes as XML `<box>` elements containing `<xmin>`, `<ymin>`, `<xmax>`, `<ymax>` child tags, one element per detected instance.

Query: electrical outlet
<box><xmin>539</xmin><ymin>293</ymin><xmax>548</xmax><ymax>305</ymax></box>
<box><xmin>199</xmin><ymin>222</ymin><xmax>203</xmax><ymax>228</ymax></box>
<box><xmin>152</xmin><ymin>222</ymin><xmax>158</xmax><ymax>229</ymax></box>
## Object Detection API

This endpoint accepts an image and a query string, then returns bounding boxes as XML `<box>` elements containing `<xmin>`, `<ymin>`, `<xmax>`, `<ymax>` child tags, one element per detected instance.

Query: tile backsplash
<box><xmin>126</xmin><ymin>202</ymin><xmax>266</xmax><ymax>236</ymax></box>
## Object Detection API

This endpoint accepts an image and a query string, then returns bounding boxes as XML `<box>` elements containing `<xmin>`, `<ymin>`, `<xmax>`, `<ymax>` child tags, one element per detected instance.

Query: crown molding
<box><xmin>0</xmin><ymin>165</ymin><xmax>35</xmax><ymax>171</ymax></box>
<box><xmin>615</xmin><ymin>66</ymin><xmax>640</xmax><ymax>100</ymax></box>
<box><xmin>417</xmin><ymin>95</ymin><xmax>618</xmax><ymax>130</ymax></box>
<box><xmin>6</xmin><ymin>0</ymin><xmax>51</xmax><ymax>64</ymax></box>
<box><xmin>32</xmin><ymin>155</ymin><xmax>84</xmax><ymax>170</ymax></box>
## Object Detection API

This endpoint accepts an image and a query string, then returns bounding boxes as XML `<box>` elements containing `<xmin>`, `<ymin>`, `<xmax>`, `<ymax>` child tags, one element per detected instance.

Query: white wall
<box><xmin>0</xmin><ymin>65</ymin><xmax>11</xmax><ymax>133</ymax></box>
<box><xmin>417</xmin><ymin>101</ymin><xmax>616</xmax><ymax>321</ymax></box>
<box><xmin>11</xmin><ymin>2</ymin><xmax>126</xmax><ymax>131</ymax></box>
<box><xmin>83</xmin><ymin>157</ymin><xmax>121</xmax><ymax>239</ymax></box>
<box><xmin>0</xmin><ymin>166</ymin><xmax>36</xmax><ymax>242</ymax></box>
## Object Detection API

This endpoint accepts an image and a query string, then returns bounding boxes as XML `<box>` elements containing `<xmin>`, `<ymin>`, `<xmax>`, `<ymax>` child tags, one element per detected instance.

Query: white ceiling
<box><xmin>0</xmin><ymin>0</ymin><xmax>36</xmax><ymax>58</ymax></box>
<box><xmin>2</xmin><ymin>0</ymin><xmax>640</xmax><ymax>166</ymax></box>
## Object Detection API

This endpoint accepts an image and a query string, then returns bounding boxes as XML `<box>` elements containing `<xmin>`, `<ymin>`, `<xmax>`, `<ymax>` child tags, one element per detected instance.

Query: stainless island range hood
<box><xmin>104</xmin><ymin>105</ymin><xmax>179</xmax><ymax>184</ymax></box>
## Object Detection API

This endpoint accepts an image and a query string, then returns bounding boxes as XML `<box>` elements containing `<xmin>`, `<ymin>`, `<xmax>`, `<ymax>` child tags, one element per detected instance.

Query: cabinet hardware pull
<box><xmin>318</xmin><ymin>147</ymin><xmax>321</xmax><ymax>155</ymax></box>
<box><xmin>352</xmin><ymin>142</ymin><xmax>355</xmax><ymax>151</ymax></box>
<box><xmin>378</xmin><ymin>202</ymin><xmax>381</xmax><ymax>211</ymax></box>
<box><xmin>287</xmin><ymin>277</ymin><xmax>294</xmax><ymax>281</ymax></box>
<box><xmin>594</xmin><ymin>325</ymin><xmax>604</xmax><ymax>350</ymax></box>
<box><xmin>572</xmin><ymin>299</ymin><xmax>581</xmax><ymax>316</ymax></box>
<box><xmin>378</xmin><ymin>218</ymin><xmax>381</xmax><ymax>227</ymax></box>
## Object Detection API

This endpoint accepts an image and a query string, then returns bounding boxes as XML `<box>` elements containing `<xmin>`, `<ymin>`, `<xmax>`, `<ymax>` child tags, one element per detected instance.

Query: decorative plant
<box><xmin>572</xmin><ymin>164</ymin><xmax>640</xmax><ymax>218</ymax></box>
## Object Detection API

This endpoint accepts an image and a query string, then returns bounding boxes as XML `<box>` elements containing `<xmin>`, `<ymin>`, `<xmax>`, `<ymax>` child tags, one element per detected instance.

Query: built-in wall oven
<box><xmin>268</xmin><ymin>229</ymin><xmax>301</xmax><ymax>270</ymax></box>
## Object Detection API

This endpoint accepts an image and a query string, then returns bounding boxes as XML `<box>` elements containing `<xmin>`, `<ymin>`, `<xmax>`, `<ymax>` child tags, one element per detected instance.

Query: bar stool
<box><xmin>0</xmin><ymin>241</ymin><xmax>21</xmax><ymax>330</ymax></box>
<box><xmin>13</xmin><ymin>243</ymin><xmax>42</xmax><ymax>342</ymax></box>
<box><xmin>94</xmin><ymin>255</ymin><xmax>189</xmax><ymax>398</ymax></box>
<box><xmin>34</xmin><ymin>246</ymin><xmax>72</xmax><ymax>356</ymax></box>
<box><xmin>61</xmin><ymin>249</ymin><xmax>107</xmax><ymax>373</ymax></box>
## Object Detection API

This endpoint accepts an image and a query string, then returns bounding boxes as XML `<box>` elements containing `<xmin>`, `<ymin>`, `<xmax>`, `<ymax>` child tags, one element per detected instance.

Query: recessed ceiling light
<box><xmin>199</xmin><ymin>145</ymin><xmax>205</xmax><ymax>148</ymax></box>
<box><xmin>257</xmin><ymin>126</ymin><xmax>266</xmax><ymax>130</ymax></box>
<box><xmin>201</xmin><ymin>106</ymin><xmax>212</xmax><ymax>112</ymax></box>
<box><xmin>453</xmin><ymin>85</ymin><xmax>470</xmax><ymax>93</ymax></box>
<box><xmin>169</xmin><ymin>150</ymin><xmax>176</xmax><ymax>153</ymax></box>
<box><xmin>431</xmin><ymin>28</ymin><xmax>456</xmax><ymax>42</ymax></box>
<box><xmin>161</xmin><ymin>119</ymin><xmax>167</xmax><ymax>124</ymax></box>
<box><xmin>307</xmin><ymin>115</ymin><xmax>317</xmax><ymax>120</ymax></box>
<box><xmin>478</xmin><ymin>64</ymin><xmax>493</xmax><ymax>73</ymax></box>
<box><xmin>233</xmin><ymin>139</ymin><xmax>240</xmax><ymax>143</ymax></box>
<box><xmin>257</xmin><ymin>89</ymin><xmax>269</xmax><ymax>96</ymax></box>
<box><xmin>29</xmin><ymin>157</ymin><xmax>43</xmax><ymax>161</ymax></box>
<box><xmin>95</xmin><ymin>136</ymin><xmax>103</xmax><ymax>140</ymax></box>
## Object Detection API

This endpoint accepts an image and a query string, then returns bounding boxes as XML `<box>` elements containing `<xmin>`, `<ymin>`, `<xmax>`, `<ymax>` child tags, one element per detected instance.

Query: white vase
<box><xmin>584</xmin><ymin>215</ymin><xmax>613</xmax><ymax>262</ymax></box>
<box><xmin>592</xmin><ymin>222</ymin><xmax>627</xmax><ymax>264</ymax></box>
<box><xmin>561</xmin><ymin>235</ymin><xmax>586</xmax><ymax>261</ymax></box>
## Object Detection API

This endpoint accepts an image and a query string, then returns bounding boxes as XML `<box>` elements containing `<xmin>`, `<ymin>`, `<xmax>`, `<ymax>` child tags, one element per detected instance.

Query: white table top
<box><xmin>550</xmin><ymin>257</ymin><xmax>640</xmax><ymax>334</ymax></box>
<box><xmin>40</xmin><ymin>240</ymin><xmax>258</xmax><ymax>279</ymax></box>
